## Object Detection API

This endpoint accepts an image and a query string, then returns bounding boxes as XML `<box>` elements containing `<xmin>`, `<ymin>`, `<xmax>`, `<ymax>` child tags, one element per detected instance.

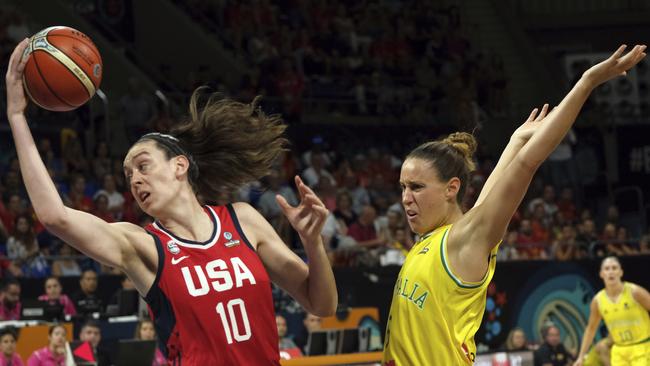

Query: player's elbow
<box><xmin>40</xmin><ymin>209</ymin><xmax>72</xmax><ymax>233</ymax></box>
<box><xmin>308</xmin><ymin>297</ymin><xmax>338</xmax><ymax>317</ymax></box>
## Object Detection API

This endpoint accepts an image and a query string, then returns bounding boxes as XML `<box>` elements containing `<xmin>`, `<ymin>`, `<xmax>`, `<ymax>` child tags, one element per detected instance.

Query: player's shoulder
<box><xmin>231</xmin><ymin>201</ymin><xmax>264</xmax><ymax>222</ymax></box>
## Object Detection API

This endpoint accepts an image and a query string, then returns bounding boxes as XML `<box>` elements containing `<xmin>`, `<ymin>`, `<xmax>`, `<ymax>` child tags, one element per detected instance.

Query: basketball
<box><xmin>22</xmin><ymin>26</ymin><xmax>102</xmax><ymax>112</ymax></box>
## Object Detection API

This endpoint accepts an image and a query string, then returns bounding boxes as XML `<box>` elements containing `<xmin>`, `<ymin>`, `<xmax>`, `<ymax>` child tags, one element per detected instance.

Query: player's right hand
<box><xmin>5</xmin><ymin>38</ymin><xmax>30</xmax><ymax>118</ymax></box>
<box><xmin>582</xmin><ymin>44</ymin><xmax>646</xmax><ymax>89</ymax></box>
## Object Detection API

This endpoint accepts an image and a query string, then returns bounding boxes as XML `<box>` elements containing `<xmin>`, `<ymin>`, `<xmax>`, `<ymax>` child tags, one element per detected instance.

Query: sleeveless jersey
<box><xmin>144</xmin><ymin>204</ymin><xmax>279</xmax><ymax>365</ymax></box>
<box><xmin>596</xmin><ymin>282</ymin><xmax>650</xmax><ymax>346</ymax></box>
<box><xmin>383</xmin><ymin>224</ymin><xmax>499</xmax><ymax>365</ymax></box>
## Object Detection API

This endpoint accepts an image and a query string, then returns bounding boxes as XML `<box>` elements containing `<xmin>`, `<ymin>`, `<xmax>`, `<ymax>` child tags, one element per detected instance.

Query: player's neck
<box><xmin>605</xmin><ymin>281</ymin><xmax>624</xmax><ymax>297</ymax></box>
<box><xmin>156</xmin><ymin>198</ymin><xmax>212</xmax><ymax>242</ymax></box>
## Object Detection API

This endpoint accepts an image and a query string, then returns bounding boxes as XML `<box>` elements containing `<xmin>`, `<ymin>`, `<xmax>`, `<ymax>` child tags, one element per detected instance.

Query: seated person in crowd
<box><xmin>108</xmin><ymin>275</ymin><xmax>138</xmax><ymax>316</ymax></box>
<box><xmin>71</xmin><ymin>270</ymin><xmax>103</xmax><ymax>315</ymax></box>
<box><xmin>0</xmin><ymin>327</ymin><xmax>23</xmax><ymax>366</ymax></box>
<box><xmin>51</xmin><ymin>244</ymin><xmax>81</xmax><ymax>277</ymax></box>
<box><xmin>37</xmin><ymin>276</ymin><xmax>76</xmax><ymax>317</ymax></box>
<box><xmin>0</xmin><ymin>280</ymin><xmax>21</xmax><ymax>321</ymax></box>
<box><xmin>27</xmin><ymin>324</ymin><xmax>67</xmax><ymax>366</ymax></box>
<box><xmin>294</xmin><ymin>312</ymin><xmax>322</xmax><ymax>354</ymax></box>
<box><xmin>276</xmin><ymin>314</ymin><xmax>300</xmax><ymax>352</ymax></box>
<box><xmin>503</xmin><ymin>327</ymin><xmax>531</xmax><ymax>352</ymax></box>
<box><xmin>534</xmin><ymin>323</ymin><xmax>574</xmax><ymax>366</ymax></box>
<box><xmin>134</xmin><ymin>319</ymin><xmax>167</xmax><ymax>366</ymax></box>
<box><xmin>78</xmin><ymin>320</ymin><xmax>111</xmax><ymax>366</ymax></box>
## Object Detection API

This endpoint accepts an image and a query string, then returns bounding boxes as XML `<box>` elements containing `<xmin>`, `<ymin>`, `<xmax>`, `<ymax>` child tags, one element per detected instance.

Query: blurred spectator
<box><xmin>342</xmin><ymin>172</ymin><xmax>370</xmax><ymax>215</ymax></box>
<box><xmin>302</xmin><ymin>154</ymin><xmax>336</xmax><ymax>188</ymax></box>
<box><xmin>37</xmin><ymin>138</ymin><xmax>65</xmax><ymax>181</ymax></box>
<box><xmin>497</xmin><ymin>231</ymin><xmax>520</xmax><ymax>261</ymax></box>
<box><xmin>348</xmin><ymin>205</ymin><xmax>385</xmax><ymax>249</ymax></box>
<box><xmin>516</xmin><ymin>219</ymin><xmax>547</xmax><ymax>259</ymax></box>
<box><xmin>0</xmin><ymin>326</ymin><xmax>23</xmax><ymax>366</ymax></box>
<box><xmin>37</xmin><ymin>276</ymin><xmax>76</xmax><ymax>317</ymax></box>
<box><xmin>92</xmin><ymin>174</ymin><xmax>125</xmax><ymax>220</ymax></box>
<box><xmin>26</xmin><ymin>324</ymin><xmax>66</xmax><ymax>366</ymax></box>
<box><xmin>51</xmin><ymin>244</ymin><xmax>82</xmax><ymax>277</ymax></box>
<box><xmin>0</xmin><ymin>194</ymin><xmax>24</xmax><ymax>235</ymax></box>
<box><xmin>71</xmin><ymin>269</ymin><xmax>104</xmax><ymax>315</ymax></box>
<box><xmin>552</xmin><ymin>225</ymin><xmax>578</xmax><ymax>261</ymax></box>
<box><xmin>108</xmin><ymin>275</ymin><xmax>137</xmax><ymax>316</ymax></box>
<box><xmin>294</xmin><ymin>313</ymin><xmax>322</xmax><ymax>354</ymax></box>
<box><xmin>0</xmin><ymin>280</ymin><xmax>20</xmax><ymax>321</ymax></box>
<box><xmin>6</xmin><ymin>214</ymin><xmax>37</xmax><ymax>262</ymax></box>
<box><xmin>134</xmin><ymin>319</ymin><xmax>167</xmax><ymax>366</ymax></box>
<box><xmin>0</xmin><ymin>254</ymin><xmax>21</xmax><ymax>280</ymax></box>
<box><xmin>63</xmin><ymin>174</ymin><xmax>93</xmax><ymax>212</ymax></box>
<box><xmin>91</xmin><ymin>141</ymin><xmax>112</xmax><ymax>183</ymax></box>
<box><xmin>544</xmin><ymin>130</ymin><xmax>577</xmax><ymax>194</ymax></box>
<box><xmin>91</xmin><ymin>193</ymin><xmax>114</xmax><ymax>223</ymax></box>
<box><xmin>556</xmin><ymin>188</ymin><xmax>576</xmax><ymax>222</ymax></box>
<box><xmin>61</xmin><ymin>131</ymin><xmax>88</xmax><ymax>176</ymax></box>
<box><xmin>534</xmin><ymin>323</ymin><xmax>574</xmax><ymax>366</ymax></box>
<box><xmin>257</xmin><ymin>169</ymin><xmax>298</xmax><ymax>245</ymax></box>
<box><xmin>78</xmin><ymin>320</ymin><xmax>111</xmax><ymax>366</ymax></box>
<box><xmin>276</xmin><ymin>314</ymin><xmax>300</xmax><ymax>352</ymax></box>
<box><xmin>503</xmin><ymin>327</ymin><xmax>530</xmax><ymax>352</ymax></box>
<box><xmin>333</xmin><ymin>190</ymin><xmax>357</xmax><ymax>227</ymax></box>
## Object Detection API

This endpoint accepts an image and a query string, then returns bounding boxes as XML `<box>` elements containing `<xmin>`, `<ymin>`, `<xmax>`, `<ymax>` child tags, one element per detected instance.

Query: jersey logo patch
<box><xmin>224</xmin><ymin>231</ymin><xmax>240</xmax><ymax>247</ymax></box>
<box><xmin>418</xmin><ymin>247</ymin><xmax>429</xmax><ymax>254</ymax></box>
<box><xmin>171</xmin><ymin>255</ymin><xmax>189</xmax><ymax>265</ymax></box>
<box><xmin>167</xmin><ymin>240</ymin><xmax>180</xmax><ymax>254</ymax></box>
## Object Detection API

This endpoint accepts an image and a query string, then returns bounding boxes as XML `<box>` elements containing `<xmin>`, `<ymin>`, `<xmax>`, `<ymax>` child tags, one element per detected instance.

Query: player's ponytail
<box><xmin>140</xmin><ymin>88</ymin><xmax>288</xmax><ymax>202</ymax></box>
<box><xmin>177</xmin><ymin>88</ymin><xmax>288</xmax><ymax>201</ymax></box>
<box><xmin>406</xmin><ymin>132</ymin><xmax>477</xmax><ymax>204</ymax></box>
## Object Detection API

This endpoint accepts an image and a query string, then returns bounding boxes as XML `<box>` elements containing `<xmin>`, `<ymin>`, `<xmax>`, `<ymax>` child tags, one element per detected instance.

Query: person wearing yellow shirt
<box><xmin>574</xmin><ymin>257</ymin><xmax>650</xmax><ymax>366</ymax></box>
<box><xmin>382</xmin><ymin>45</ymin><xmax>647</xmax><ymax>365</ymax></box>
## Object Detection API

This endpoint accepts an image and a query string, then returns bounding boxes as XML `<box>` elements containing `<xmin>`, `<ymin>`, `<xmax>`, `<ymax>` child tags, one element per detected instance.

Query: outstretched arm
<box><xmin>462</xmin><ymin>45</ymin><xmax>645</xmax><ymax>247</ymax></box>
<box><xmin>5</xmin><ymin>40</ymin><xmax>144</xmax><ymax>273</ymax></box>
<box><xmin>574</xmin><ymin>298</ymin><xmax>602</xmax><ymax>366</ymax></box>
<box><xmin>449</xmin><ymin>45</ymin><xmax>646</xmax><ymax>282</ymax></box>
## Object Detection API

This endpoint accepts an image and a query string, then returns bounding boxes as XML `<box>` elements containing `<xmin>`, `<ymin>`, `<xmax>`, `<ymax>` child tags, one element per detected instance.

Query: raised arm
<box><xmin>574</xmin><ymin>298</ymin><xmax>602</xmax><ymax>366</ymax></box>
<box><xmin>461</xmin><ymin>45</ymin><xmax>646</xmax><ymax>251</ymax></box>
<box><xmin>5</xmin><ymin>40</ymin><xmax>147</xmax><ymax>277</ymax></box>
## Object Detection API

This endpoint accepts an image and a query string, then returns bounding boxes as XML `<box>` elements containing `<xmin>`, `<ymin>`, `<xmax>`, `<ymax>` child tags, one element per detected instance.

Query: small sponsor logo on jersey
<box><xmin>167</xmin><ymin>240</ymin><xmax>180</xmax><ymax>255</ymax></box>
<box><xmin>171</xmin><ymin>255</ymin><xmax>189</xmax><ymax>265</ymax></box>
<box><xmin>224</xmin><ymin>232</ymin><xmax>240</xmax><ymax>247</ymax></box>
<box><xmin>418</xmin><ymin>247</ymin><xmax>429</xmax><ymax>254</ymax></box>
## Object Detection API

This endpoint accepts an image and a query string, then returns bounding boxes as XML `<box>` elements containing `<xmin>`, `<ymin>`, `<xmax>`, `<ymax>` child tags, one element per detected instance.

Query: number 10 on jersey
<box><xmin>216</xmin><ymin>298</ymin><xmax>252</xmax><ymax>344</ymax></box>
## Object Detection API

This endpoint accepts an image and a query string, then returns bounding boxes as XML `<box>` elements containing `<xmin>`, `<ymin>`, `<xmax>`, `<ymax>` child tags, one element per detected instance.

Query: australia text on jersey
<box><xmin>394</xmin><ymin>276</ymin><xmax>428</xmax><ymax>310</ymax></box>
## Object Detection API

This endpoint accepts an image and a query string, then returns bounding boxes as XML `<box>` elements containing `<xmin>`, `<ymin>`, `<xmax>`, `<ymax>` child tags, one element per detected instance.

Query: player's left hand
<box><xmin>276</xmin><ymin>175</ymin><xmax>329</xmax><ymax>245</ymax></box>
<box><xmin>511</xmin><ymin>103</ymin><xmax>551</xmax><ymax>143</ymax></box>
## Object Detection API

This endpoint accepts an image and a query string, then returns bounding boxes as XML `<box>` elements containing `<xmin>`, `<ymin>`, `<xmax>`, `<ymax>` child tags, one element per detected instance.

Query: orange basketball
<box><xmin>22</xmin><ymin>26</ymin><xmax>103</xmax><ymax>112</ymax></box>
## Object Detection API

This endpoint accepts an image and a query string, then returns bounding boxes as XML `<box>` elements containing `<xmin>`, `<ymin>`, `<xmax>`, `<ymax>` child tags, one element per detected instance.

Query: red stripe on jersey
<box><xmin>144</xmin><ymin>204</ymin><xmax>280</xmax><ymax>365</ymax></box>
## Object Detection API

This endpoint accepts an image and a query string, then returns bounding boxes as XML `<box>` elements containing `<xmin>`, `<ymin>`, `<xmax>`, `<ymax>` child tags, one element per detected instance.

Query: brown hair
<box><xmin>134</xmin><ymin>318</ymin><xmax>155</xmax><ymax>339</ymax></box>
<box><xmin>140</xmin><ymin>88</ymin><xmax>288</xmax><ymax>202</ymax></box>
<box><xmin>406</xmin><ymin>132</ymin><xmax>477</xmax><ymax>204</ymax></box>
